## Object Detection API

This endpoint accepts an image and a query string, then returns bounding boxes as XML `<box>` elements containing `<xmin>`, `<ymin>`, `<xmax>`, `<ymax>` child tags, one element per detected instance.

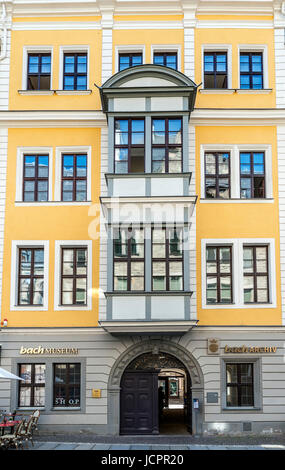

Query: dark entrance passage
<box><xmin>120</xmin><ymin>352</ymin><xmax>192</xmax><ymax>435</ymax></box>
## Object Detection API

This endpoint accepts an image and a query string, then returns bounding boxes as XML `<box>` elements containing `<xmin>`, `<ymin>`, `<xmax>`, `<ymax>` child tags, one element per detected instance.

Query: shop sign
<box><xmin>224</xmin><ymin>345</ymin><xmax>277</xmax><ymax>354</ymax></box>
<box><xmin>20</xmin><ymin>345</ymin><xmax>79</xmax><ymax>355</ymax></box>
<box><xmin>54</xmin><ymin>398</ymin><xmax>80</xmax><ymax>406</ymax></box>
<box><xmin>92</xmin><ymin>389</ymin><xmax>101</xmax><ymax>398</ymax></box>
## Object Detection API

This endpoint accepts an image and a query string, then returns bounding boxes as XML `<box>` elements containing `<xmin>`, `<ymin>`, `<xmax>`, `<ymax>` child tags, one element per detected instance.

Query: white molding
<box><xmin>196</xmin><ymin>20</ymin><xmax>273</xmax><ymax>29</ymax></box>
<box><xmin>54</xmin><ymin>146</ymin><xmax>91</xmax><ymax>203</ymax></box>
<box><xmin>114</xmin><ymin>45</ymin><xmax>145</xmax><ymax>73</ymax></box>
<box><xmin>10</xmin><ymin>240</ymin><xmax>49</xmax><ymax>311</ymax></box>
<box><xmin>151</xmin><ymin>44</ymin><xmax>181</xmax><ymax>72</ymax></box>
<box><xmin>12</xmin><ymin>21</ymin><xmax>101</xmax><ymax>31</ymax></box>
<box><xmin>21</xmin><ymin>45</ymin><xmax>53</xmax><ymax>91</ymax></box>
<box><xmin>238</xmin><ymin>44</ymin><xmax>269</xmax><ymax>89</ymax></box>
<box><xmin>15</xmin><ymin>147</ymin><xmax>53</xmax><ymax>203</ymax></box>
<box><xmin>236</xmin><ymin>89</ymin><xmax>272</xmax><ymax>94</ymax></box>
<box><xmin>54</xmin><ymin>240</ymin><xmax>92</xmax><ymax>311</ymax></box>
<box><xmin>201</xmin><ymin>44</ymin><xmax>232</xmax><ymax>89</ymax></box>
<box><xmin>201</xmin><ymin>238</ymin><xmax>277</xmax><ymax>310</ymax></box>
<box><xmin>55</xmin><ymin>90</ymin><xmax>92</xmax><ymax>95</ymax></box>
<box><xmin>200</xmin><ymin>144</ymin><xmax>273</xmax><ymax>201</ymax></box>
<box><xmin>58</xmin><ymin>45</ymin><xmax>90</xmax><ymax>91</ymax></box>
<box><xmin>113</xmin><ymin>21</ymin><xmax>183</xmax><ymax>30</ymax></box>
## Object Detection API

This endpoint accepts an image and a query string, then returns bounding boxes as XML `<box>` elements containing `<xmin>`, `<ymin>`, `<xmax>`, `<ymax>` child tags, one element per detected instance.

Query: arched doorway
<box><xmin>107</xmin><ymin>339</ymin><xmax>204</xmax><ymax>436</ymax></box>
<box><xmin>120</xmin><ymin>352</ymin><xmax>192</xmax><ymax>435</ymax></box>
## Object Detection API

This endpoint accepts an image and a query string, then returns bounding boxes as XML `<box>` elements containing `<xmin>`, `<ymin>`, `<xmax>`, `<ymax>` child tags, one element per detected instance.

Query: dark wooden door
<box><xmin>120</xmin><ymin>371</ymin><xmax>159</xmax><ymax>435</ymax></box>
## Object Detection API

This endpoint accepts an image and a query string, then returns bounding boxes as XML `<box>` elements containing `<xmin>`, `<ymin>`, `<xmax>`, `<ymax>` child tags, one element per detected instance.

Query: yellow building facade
<box><xmin>0</xmin><ymin>0</ymin><xmax>285</xmax><ymax>435</ymax></box>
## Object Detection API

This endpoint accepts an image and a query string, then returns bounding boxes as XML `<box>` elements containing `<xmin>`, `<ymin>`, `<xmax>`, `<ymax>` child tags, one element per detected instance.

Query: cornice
<box><xmin>7</xmin><ymin>0</ymin><xmax>281</xmax><ymax>18</ymax></box>
<box><xmin>2</xmin><ymin>108</ymin><xmax>285</xmax><ymax>128</ymax></box>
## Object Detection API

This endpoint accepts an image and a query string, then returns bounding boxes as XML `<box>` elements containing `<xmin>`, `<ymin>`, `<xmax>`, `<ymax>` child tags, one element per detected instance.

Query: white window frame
<box><xmin>238</xmin><ymin>44</ymin><xmax>269</xmax><ymax>90</ymax></box>
<box><xmin>201</xmin><ymin>238</ymin><xmax>276</xmax><ymax>309</ymax></box>
<box><xmin>15</xmin><ymin>147</ymin><xmax>53</xmax><ymax>205</ymax></box>
<box><xmin>10</xmin><ymin>240</ymin><xmax>49</xmax><ymax>311</ymax></box>
<box><xmin>115</xmin><ymin>45</ymin><xmax>145</xmax><ymax>73</ymax></box>
<box><xmin>54</xmin><ymin>146</ymin><xmax>91</xmax><ymax>204</ymax></box>
<box><xmin>54</xmin><ymin>240</ymin><xmax>92</xmax><ymax>311</ymax></box>
<box><xmin>200</xmin><ymin>144</ymin><xmax>273</xmax><ymax>202</ymax></box>
<box><xmin>151</xmin><ymin>44</ymin><xmax>181</xmax><ymax>72</ymax></box>
<box><xmin>58</xmin><ymin>45</ymin><xmax>90</xmax><ymax>93</ymax></box>
<box><xmin>201</xmin><ymin>44</ymin><xmax>232</xmax><ymax>90</ymax></box>
<box><xmin>21</xmin><ymin>46</ymin><xmax>54</xmax><ymax>93</ymax></box>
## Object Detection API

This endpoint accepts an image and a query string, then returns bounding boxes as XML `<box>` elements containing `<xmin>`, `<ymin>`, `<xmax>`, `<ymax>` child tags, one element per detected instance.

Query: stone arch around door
<box><xmin>107</xmin><ymin>339</ymin><xmax>204</xmax><ymax>435</ymax></box>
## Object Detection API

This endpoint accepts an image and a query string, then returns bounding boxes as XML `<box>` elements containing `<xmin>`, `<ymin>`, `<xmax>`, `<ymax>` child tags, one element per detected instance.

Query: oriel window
<box><xmin>18</xmin><ymin>364</ymin><xmax>46</xmax><ymax>407</ymax></box>
<box><xmin>240</xmin><ymin>152</ymin><xmax>265</xmax><ymax>199</ymax></box>
<box><xmin>226</xmin><ymin>363</ymin><xmax>254</xmax><ymax>407</ymax></box>
<box><xmin>61</xmin><ymin>247</ymin><xmax>88</xmax><ymax>305</ymax></box>
<box><xmin>240</xmin><ymin>52</ymin><xmax>263</xmax><ymax>89</ymax></box>
<box><xmin>114</xmin><ymin>119</ymin><xmax>145</xmax><ymax>174</ymax></box>
<box><xmin>243</xmin><ymin>245</ymin><xmax>269</xmax><ymax>303</ymax></box>
<box><xmin>119</xmin><ymin>53</ymin><xmax>142</xmax><ymax>71</ymax></box>
<box><xmin>205</xmin><ymin>152</ymin><xmax>230</xmax><ymax>199</ymax></box>
<box><xmin>23</xmin><ymin>154</ymin><xmax>49</xmax><ymax>202</ymax></box>
<box><xmin>61</xmin><ymin>154</ymin><xmax>87</xmax><ymax>202</ymax></box>
<box><xmin>27</xmin><ymin>53</ymin><xmax>51</xmax><ymax>90</ymax></box>
<box><xmin>206</xmin><ymin>246</ymin><xmax>232</xmax><ymax>304</ymax></box>
<box><xmin>153</xmin><ymin>52</ymin><xmax>177</xmax><ymax>70</ymax></box>
<box><xmin>113</xmin><ymin>227</ymin><xmax>144</xmax><ymax>291</ymax></box>
<box><xmin>204</xmin><ymin>52</ymin><xmax>227</xmax><ymax>89</ymax></box>
<box><xmin>63</xmin><ymin>53</ymin><xmax>87</xmax><ymax>90</ymax></box>
<box><xmin>152</xmin><ymin>228</ymin><xmax>183</xmax><ymax>291</ymax></box>
<box><xmin>53</xmin><ymin>364</ymin><xmax>81</xmax><ymax>407</ymax></box>
<box><xmin>152</xmin><ymin>118</ymin><xmax>182</xmax><ymax>173</ymax></box>
<box><xmin>18</xmin><ymin>248</ymin><xmax>44</xmax><ymax>306</ymax></box>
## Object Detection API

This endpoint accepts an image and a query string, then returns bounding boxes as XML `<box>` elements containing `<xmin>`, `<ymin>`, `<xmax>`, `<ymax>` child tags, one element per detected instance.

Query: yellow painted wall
<box><xmin>9</xmin><ymin>27</ymin><xmax>102</xmax><ymax>110</ymax></box>
<box><xmin>195</xmin><ymin>28</ymin><xmax>276</xmax><ymax>108</ymax></box>
<box><xmin>2</xmin><ymin>128</ymin><xmax>101</xmax><ymax>327</ymax></box>
<box><xmin>112</xmin><ymin>29</ymin><xmax>184</xmax><ymax>74</ymax></box>
<box><xmin>196</xmin><ymin>126</ymin><xmax>281</xmax><ymax>325</ymax></box>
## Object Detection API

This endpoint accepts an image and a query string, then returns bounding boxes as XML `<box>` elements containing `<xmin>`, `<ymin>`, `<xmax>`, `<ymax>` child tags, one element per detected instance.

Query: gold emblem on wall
<box><xmin>207</xmin><ymin>338</ymin><xmax>220</xmax><ymax>355</ymax></box>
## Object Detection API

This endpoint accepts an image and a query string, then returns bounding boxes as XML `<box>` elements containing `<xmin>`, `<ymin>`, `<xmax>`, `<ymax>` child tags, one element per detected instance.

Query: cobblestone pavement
<box><xmin>26</xmin><ymin>441</ymin><xmax>285</xmax><ymax>450</ymax></box>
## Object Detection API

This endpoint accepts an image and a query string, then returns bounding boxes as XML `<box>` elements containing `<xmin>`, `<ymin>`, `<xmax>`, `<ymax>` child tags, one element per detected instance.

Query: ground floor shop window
<box><xmin>226</xmin><ymin>363</ymin><xmax>254</xmax><ymax>407</ymax></box>
<box><xmin>53</xmin><ymin>363</ymin><xmax>81</xmax><ymax>407</ymax></box>
<box><xmin>18</xmin><ymin>364</ymin><xmax>46</xmax><ymax>407</ymax></box>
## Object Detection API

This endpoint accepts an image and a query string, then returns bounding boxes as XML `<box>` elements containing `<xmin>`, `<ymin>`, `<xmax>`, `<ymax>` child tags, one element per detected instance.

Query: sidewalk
<box><xmin>29</xmin><ymin>441</ymin><xmax>285</xmax><ymax>450</ymax></box>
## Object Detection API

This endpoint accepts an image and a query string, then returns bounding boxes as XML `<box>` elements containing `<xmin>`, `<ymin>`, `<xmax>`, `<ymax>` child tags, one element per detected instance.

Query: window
<box><xmin>61</xmin><ymin>154</ymin><xmax>87</xmax><ymax>202</ymax></box>
<box><xmin>18</xmin><ymin>364</ymin><xmax>46</xmax><ymax>407</ymax></box>
<box><xmin>23</xmin><ymin>154</ymin><xmax>49</xmax><ymax>202</ymax></box>
<box><xmin>113</xmin><ymin>227</ymin><xmax>144</xmax><ymax>291</ymax></box>
<box><xmin>27</xmin><ymin>53</ymin><xmax>51</xmax><ymax>90</ymax></box>
<box><xmin>205</xmin><ymin>152</ymin><xmax>230</xmax><ymax>199</ymax></box>
<box><xmin>240</xmin><ymin>152</ymin><xmax>265</xmax><ymax>199</ymax></box>
<box><xmin>63</xmin><ymin>53</ymin><xmax>87</xmax><ymax>90</ymax></box>
<box><xmin>243</xmin><ymin>245</ymin><xmax>269</xmax><ymax>303</ymax></box>
<box><xmin>152</xmin><ymin>118</ymin><xmax>182</xmax><ymax>173</ymax></box>
<box><xmin>240</xmin><ymin>52</ymin><xmax>263</xmax><ymax>89</ymax></box>
<box><xmin>152</xmin><ymin>228</ymin><xmax>183</xmax><ymax>291</ymax></box>
<box><xmin>119</xmin><ymin>53</ymin><xmax>142</xmax><ymax>71</ymax></box>
<box><xmin>53</xmin><ymin>364</ymin><xmax>80</xmax><ymax>408</ymax></box>
<box><xmin>206</xmin><ymin>246</ymin><xmax>232</xmax><ymax>304</ymax></box>
<box><xmin>226</xmin><ymin>363</ymin><xmax>254</xmax><ymax>407</ymax></box>
<box><xmin>60</xmin><ymin>247</ymin><xmax>88</xmax><ymax>306</ymax></box>
<box><xmin>204</xmin><ymin>52</ymin><xmax>227</xmax><ymax>89</ymax></box>
<box><xmin>114</xmin><ymin>119</ymin><xmax>145</xmax><ymax>174</ymax></box>
<box><xmin>153</xmin><ymin>52</ymin><xmax>177</xmax><ymax>70</ymax></box>
<box><xmin>18</xmin><ymin>248</ymin><xmax>44</xmax><ymax>306</ymax></box>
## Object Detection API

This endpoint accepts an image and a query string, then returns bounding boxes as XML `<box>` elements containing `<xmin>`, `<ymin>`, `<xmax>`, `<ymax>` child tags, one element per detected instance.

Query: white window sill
<box><xmin>54</xmin><ymin>305</ymin><xmax>92</xmax><ymax>311</ymax></box>
<box><xmin>236</xmin><ymin>88</ymin><xmax>272</xmax><ymax>94</ymax></box>
<box><xmin>199</xmin><ymin>88</ymin><xmax>272</xmax><ymax>95</ymax></box>
<box><xmin>199</xmin><ymin>89</ymin><xmax>235</xmax><ymax>94</ymax></box>
<box><xmin>18</xmin><ymin>90</ymin><xmax>55</xmax><ymax>95</ymax></box>
<box><xmin>202</xmin><ymin>303</ymin><xmax>275</xmax><ymax>310</ymax></box>
<box><xmin>222</xmin><ymin>407</ymin><xmax>261</xmax><ymax>412</ymax></box>
<box><xmin>55</xmin><ymin>90</ymin><xmax>92</xmax><ymax>95</ymax></box>
<box><xmin>10</xmin><ymin>306</ymin><xmax>48</xmax><ymax>311</ymax></box>
<box><xmin>15</xmin><ymin>201</ymin><xmax>92</xmax><ymax>207</ymax></box>
<box><xmin>51</xmin><ymin>407</ymin><xmax>81</xmax><ymax>411</ymax></box>
<box><xmin>199</xmin><ymin>198</ymin><xmax>274</xmax><ymax>204</ymax></box>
